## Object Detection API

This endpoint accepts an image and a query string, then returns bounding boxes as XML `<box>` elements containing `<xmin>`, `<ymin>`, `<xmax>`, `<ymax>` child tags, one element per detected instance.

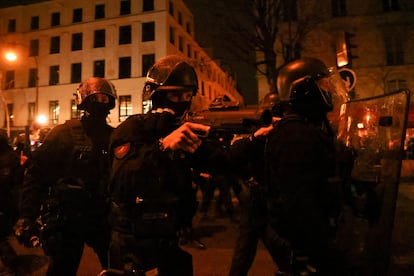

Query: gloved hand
<box><xmin>160</xmin><ymin>122</ymin><xmax>210</xmax><ymax>154</ymax></box>
<box><xmin>13</xmin><ymin>218</ymin><xmax>41</xmax><ymax>248</ymax></box>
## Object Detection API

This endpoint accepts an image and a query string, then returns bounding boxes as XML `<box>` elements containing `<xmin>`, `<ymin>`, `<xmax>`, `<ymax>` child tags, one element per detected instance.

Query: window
<box><xmin>51</xmin><ymin>12</ymin><xmax>60</xmax><ymax>26</ymax></box>
<box><xmin>119</xmin><ymin>57</ymin><xmax>131</xmax><ymax>79</ymax></box>
<box><xmin>143</xmin><ymin>0</ymin><xmax>154</xmax><ymax>11</ymax></box>
<box><xmin>49</xmin><ymin>65</ymin><xmax>59</xmax><ymax>85</ymax></box>
<box><xmin>95</xmin><ymin>4</ymin><xmax>105</xmax><ymax>19</ymax></box>
<box><xmin>72</xmin><ymin>33</ymin><xmax>83</xmax><ymax>51</ymax></box>
<box><xmin>49</xmin><ymin>100</ymin><xmax>59</xmax><ymax>125</ymax></box>
<box><xmin>71</xmin><ymin>63</ymin><xmax>82</xmax><ymax>83</ymax></box>
<box><xmin>71</xmin><ymin>99</ymin><xmax>81</xmax><ymax>119</ymax></box>
<box><xmin>8</xmin><ymin>19</ymin><xmax>16</xmax><ymax>33</ymax></box>
<box><xmin>187</xmin><ymin>44</ymin><xmax>192</xmax><ymax>58</ymax></box>
<box><xmin>201</xmin><ymin>81</ymin><xmax>205</xmax><ymax>97</ymax></box>
<box><xmin>119</xmin><ymin>95</ymin><xmax>132</xmax><ymax>121</ymax></box>
<box><xmin>385</xmin><ymin>34</ymin><xmax>404</xmax><ymax>66</ymax></box>
<box><xmin>28</xmin><ymin>102</ymin><xmax>35</xmax><ymax>123</ymax></box>
<box><xmin>120</xmin><ymin>0</ymin><xmax>131</xmax><ymax>15</ymax></box>
<box><xmin>119</xmin><ymin>25</ymin><xmax>132</xmax><ymax>45</ymax></box>
<box><xmin>50</xmin><ymin>36</ymin><xmax>60</xmax><ymax>54</ymax></box>
<box><xmin>142</xmin><ymin>54</ymin><xmax>155</xmax><ymax>76</ymax></box>
<box><xmin>178</xmin><ymin>12</ymin><xmax>182</xmax><ymax>25</ymax></box>
<box><xmin>94</xmin><ymin>30</ymin><xmax>106</xmax><ymax>48</ymax></box>
<box><xmin>186</xmin><ymin>22</ymin><xmax>191</xmax><ymax>34</ymax></box>
<box><xmin>282</xmin><ymin>0</ymin><xmax>297</xmax><ymax>22</ymax></box>
<box><xmin>94</xmin><ymin>60</ymin><xmax>105</xmax><ymax>77</ymax></box>
<box><xmin>332</xmin><ymin>0</ymin><xmax>347</xmax><ymax>17</ymax></box>
<box><xmin>31</xmin><ymin>16</ymin><xmax>39</xmax><ymax>30</ymax></box>
<box><xmin>5</xmin><ymin>71</ymin><xmax>15</xmax><ymax>89</ymax></box>
<box><xmin>6</xmin><ymin>104</ymin><xmax>13</xmax><ymax>127</ymax></box>
<box><xmin>29</xmin><ymin>39</ymin><xmax>39</xmax><ymax>57</ymax></box>
<box><xmin>73</xmin><ymin>8</ymin><xmax>83</xmax><ymax>23</ymax></box>
<box><xmin>169</xmin><ymin>26</ymin><xmax>175</xmax><ymax>44</ymax></box>
<box><xmin>142</xmin><ymin>22</ymin><xmax>155</xmax><ymax>42</ymax></box>
<box><xmin>169</xmin><ymin>1</ymin><xmax>174</xmax><ymax>16</ymax></box>
<box><xmin>386</xmin><ymin>79</ymin><xmax>407</xmax><ymax>93</ymax></box>
<box><xmin>200</xmin><ymin>58</ymin><xmax>205</xmax><ymax>72</ymax></box>
<box><xmin>178</xmin><ymin>36</ymin><xmax>183</xmax><ymax>52</ymax></box>
<box><xmin>383</xmin><ymin>0</ymin><xmax>400</xmax><ymax>11</ymax></box>
<box><xmin>28</xmin><ymin>68</ymin><xmax>38</xmax><ymax>88</ymax></box>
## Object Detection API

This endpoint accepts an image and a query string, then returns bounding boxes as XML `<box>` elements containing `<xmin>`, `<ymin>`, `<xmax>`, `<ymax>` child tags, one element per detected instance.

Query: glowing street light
<box><xmin>4</xmin><ymin>46</ymin><xmax>40</xmax><ymax>120</ymax></box>
<box><xmin>4</xmin><ymin>51</ymin><xmax>17</xmax><ymax>62</ymax></box>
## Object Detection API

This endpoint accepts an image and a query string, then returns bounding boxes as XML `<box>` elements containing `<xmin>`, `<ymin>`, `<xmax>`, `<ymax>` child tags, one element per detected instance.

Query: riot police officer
<box><xmin>14</xmin><ymin>77</ymin><xmax>117</xmax><ymax>276</ymax></box>
<box><xmin>228</xmin><ymin>105</ymin><xmax>293</xmax><ymax>276</ymax></box>
<box><xmin>265</xmin><ymin>57</ymin><xmax>344</xmax><ymax>275</ymax></box>
<box><xmin>106</xmin><ymin>55</ymin><xmax>231</xmax><ymax>275</ymax></box>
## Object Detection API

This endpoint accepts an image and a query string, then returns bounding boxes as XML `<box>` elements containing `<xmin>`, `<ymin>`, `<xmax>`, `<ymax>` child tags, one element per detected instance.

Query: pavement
<box><xmin>2</xmin><ymin>180</ymin><xmax>414</xmax><ymax>276</ymax></box>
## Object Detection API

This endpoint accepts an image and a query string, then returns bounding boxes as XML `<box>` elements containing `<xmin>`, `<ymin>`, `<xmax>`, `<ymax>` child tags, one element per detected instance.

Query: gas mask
<box><xmin>85</xmin><ymin>102</ymin><xmax>110</xmax><ymax>118</ymax></box>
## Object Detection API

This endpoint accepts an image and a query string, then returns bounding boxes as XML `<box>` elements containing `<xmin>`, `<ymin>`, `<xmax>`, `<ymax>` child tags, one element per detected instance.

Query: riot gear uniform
<box><xmin>107</xmin><ymin>55</ymin><xmax>228</xmax><ymax>275</ymax></box>
<box><xmin>75</xmin><ymin>77</ymin><xmax>117</xmax><ymax>110</ymax></box>
<box><xmin>229</xmin><ymin>133</ymin><xmax>293</xmax><ymax>276</ymax></box>
<box><xmin>15</xmin><ymin>77</ymin><xmax>117</xmax><ymax>276</ymax></box>
<box><xmin>143</xmin><ymin>55</ymin><xmax>198</xmax><ymax>118</ymax></box>
<box><xmin>277</xmin><ymin>57</ymin><xmax>332</xmax><ymax>112</ymax></box>
<box><xmin>265</xmin><ymin>58</ymin><xmax>344</xmax><ymax>275</ymax></box>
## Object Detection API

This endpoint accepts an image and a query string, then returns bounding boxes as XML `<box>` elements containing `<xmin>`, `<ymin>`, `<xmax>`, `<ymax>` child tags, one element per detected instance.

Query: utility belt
<box><xmin>52</xmin><ymin>178</ymin><xmax>106</xmax><ymax>216</ymax></box>
<box><xmin>110</xmin><ymin>196</ymin><xmax>179</xmax><ymax>238</ymax></box>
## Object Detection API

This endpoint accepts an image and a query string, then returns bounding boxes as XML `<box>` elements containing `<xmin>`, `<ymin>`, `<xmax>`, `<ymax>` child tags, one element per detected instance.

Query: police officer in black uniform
<box><xmin>229</xmin><ymin>105</ymin><xmax>293</xmax><ymax>276</ymax></box>
<box><xmin>14</xmin><ymin>77</ymin><xmax>117</xmax><ymax>276</ymax></box>
<box><xmin>265</xmin><ymin>58</ymin><xmax>344</xmax><ymax>275</ymax></box>
<box><xmin>106</xmin><ymin>55</ymin><xmax>232</xmax><ymax>276</ymax></box>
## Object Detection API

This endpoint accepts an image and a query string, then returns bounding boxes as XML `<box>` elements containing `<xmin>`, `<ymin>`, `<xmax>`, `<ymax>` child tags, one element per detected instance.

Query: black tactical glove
<box><xmin>13</xmin><ymin>218</ymin><xmax>41</xmax><ymax>248</ymax></box>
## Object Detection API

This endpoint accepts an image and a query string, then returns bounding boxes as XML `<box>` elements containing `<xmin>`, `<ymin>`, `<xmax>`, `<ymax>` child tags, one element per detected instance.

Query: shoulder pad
<box><xmin>114</xmin><ymin>142</ymin><xmax>131</xmax><ymax>159</ymax></box>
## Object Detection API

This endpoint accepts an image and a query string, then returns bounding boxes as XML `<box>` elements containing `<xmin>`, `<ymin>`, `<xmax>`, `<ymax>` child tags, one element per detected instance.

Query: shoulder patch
<box><xmin>114</xmin><ymin>143</ymin><xmax>131</xmax><ymax>159</ymax></box>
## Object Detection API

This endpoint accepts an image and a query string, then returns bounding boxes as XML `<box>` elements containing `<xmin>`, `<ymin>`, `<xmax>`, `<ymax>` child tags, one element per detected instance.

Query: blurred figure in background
<box><xmin>0</xmin><ymin>130</ymin><xmax>23</xmax><ymax>275</ymax></box>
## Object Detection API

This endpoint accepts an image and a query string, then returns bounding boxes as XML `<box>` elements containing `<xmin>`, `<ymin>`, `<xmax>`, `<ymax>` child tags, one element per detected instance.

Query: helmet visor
<box><xmin>89</xmin><ymin>93</ymin><xmax>110</xmax><ymax>104</ymax></box>
<box><xmin>326</xmin><ymin>66</ymin><xmax>349</xmax><ymax>131</ymax></box>
<box><xmin>166</xmin><ymin>90</ymin><xmax>194</xmax><ymax>102</ymax></box>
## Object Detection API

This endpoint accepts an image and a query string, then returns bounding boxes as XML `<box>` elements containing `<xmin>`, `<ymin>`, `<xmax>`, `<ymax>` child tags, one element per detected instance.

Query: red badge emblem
<box><xmin>114</xmin><ymin>143</ymin><xmax>130</xmax><ymax>159</ymax></box>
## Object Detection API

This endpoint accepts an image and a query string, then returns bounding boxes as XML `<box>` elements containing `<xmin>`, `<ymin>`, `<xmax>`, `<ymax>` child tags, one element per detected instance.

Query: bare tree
<box><xmin>186</xmin><ymin>0</ymin><xmax>325</xmax><ymax>99</ymax></box>
<box><xmin>201</xmin><ymin>0</ymin><xmax>324</xmax><ymax>94</ymax></box>
<box><xmin>251</xmin><ymin>0</ymin><xmax>282</xmax><ymax>94</ymax></box>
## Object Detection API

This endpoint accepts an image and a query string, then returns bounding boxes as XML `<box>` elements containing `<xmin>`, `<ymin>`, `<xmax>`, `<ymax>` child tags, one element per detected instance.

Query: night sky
<box><xmin>183</xmin><ymin>0</ymin><xmax>258</xmax><ymax>105</ymax></box>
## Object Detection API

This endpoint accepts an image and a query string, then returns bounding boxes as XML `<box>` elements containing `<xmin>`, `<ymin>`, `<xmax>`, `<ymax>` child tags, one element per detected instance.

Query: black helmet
<box><xmin>277</xmin><ymin>57</ymin><xmax>333</xmax><ymax>113</ymax></box>
<box><xmin>75</xmin><ymin>77</ymin><xmax>117</xmax><ymax>110</ymax></box>
<box><xmin>143</xmin><ymin>55</ymin><xmax>198</xmax><ymax>101</ymax></box>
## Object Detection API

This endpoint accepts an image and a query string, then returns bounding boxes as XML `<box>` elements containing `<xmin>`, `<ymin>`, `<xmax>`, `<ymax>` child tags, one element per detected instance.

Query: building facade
<box><xmin>256</xmin><ymin>0</ymin><xmax>414</xmax><ymax>103</ymax></box>
<box><xmin>0</xmin><ymin>0</ymin><xmax>242</xmax><ymax>134</ymax></box>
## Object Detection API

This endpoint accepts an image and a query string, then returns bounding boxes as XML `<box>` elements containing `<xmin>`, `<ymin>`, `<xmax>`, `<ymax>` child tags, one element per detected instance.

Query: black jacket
<box><xmin>19</xmin><ymin>117</ymin><xmax>113</xmax><ymax>221</ymax></box>
<box><xmin>108</xmin><ymin>112</ymin><xmax>231</xmax><ymax>233</ymax></box>
<box><xmin>265</xmin><ymin>114</ymin><xmax>339</xmax><ymax>242</ymax></box>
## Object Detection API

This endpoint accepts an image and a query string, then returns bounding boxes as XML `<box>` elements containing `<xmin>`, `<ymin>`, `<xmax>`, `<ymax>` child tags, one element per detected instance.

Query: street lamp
<box><xmin>4</xmin><ymin>45</ymin><xmax>40</xmax><ymax>123</ymax></box>
<box><xmin>0</xmin><ymin>49</ymin><xmax>17</xmax><ymax>139</ymax></box>
<box><xmin>1</xmin><ymin>43</ymin><xmax>42</xmax><ymax>149</ymax></box>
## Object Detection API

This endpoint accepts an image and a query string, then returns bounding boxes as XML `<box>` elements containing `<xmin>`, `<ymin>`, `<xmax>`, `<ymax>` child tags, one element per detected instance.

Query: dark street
<box><xmin>3</xmin><ymin>180</ymin><xmax>414</xmax><ymax>276</ymax></box>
